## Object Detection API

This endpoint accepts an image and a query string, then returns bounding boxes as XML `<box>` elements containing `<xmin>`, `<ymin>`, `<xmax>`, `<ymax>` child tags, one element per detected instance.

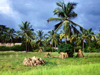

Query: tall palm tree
<box><xmin>96</xmin><ymin>31</ymin><xmax>100</xmax><ymax>45</ymax></box>
<box><xmin>0</xmin><ymin>25</ymin><xmax>9</xmax><ymax>46</ymax></box>
<box><xmin>47</xmin><ymin>1</ymin><xmax>83</xmax><ymax>43</ymax></box>
<box><xmin>17</xmin><ymin>21</ymin><xmax>34</xmax><ymax>53</ymax></box>
<box><xmin>80</xmin><ymin>29</ymin><xmax>87</xmax><ymax>52</ymax></box>
<box><xmin>47</xmin><ymin>30</ymin><xmax>58</xmax><ymax>52</ymax></box>
<box><xmin>7</xmin><ymin>28</ymin><xmax>16</xmax><ymax>50</ymax></box>
<box><xmin>36</xmin><ymin>30</ymin><xmax>47</xmax><ymax>48</ymax></box>
<box><xmin>59</xmin><ymin>23</ymin><xmax>72</xmax><ymax>44</ymax></box>
<box><xmin>85</xmin><ymin>28</ymin><xmax>95</xmax><ymax>52</ymax></box>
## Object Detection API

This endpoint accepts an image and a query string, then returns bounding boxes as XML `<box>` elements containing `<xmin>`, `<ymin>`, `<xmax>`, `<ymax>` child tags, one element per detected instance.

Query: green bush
<box><xmin>44</xmin><ymin>47</ymin><xmax>55</xmax><ymax>52</ymax></box>
<box><xmin>57</xmin><ymin>43</ymin><xmax>74</xmax><ymax>57</ymax></box>
<box><xmin>11</xmin><ymin>45</ymin><xmax>25</xmax><ymax>51</ymax></box>
<box><xmin>90</xmin><ymin>49</ymin><xmax>99</xmax><ymax>52</ymax></box>
<box><xmin>0</xmin><ymin>46</ymin><xmax>10</xmax><ymax>51</ymax></box>
<box><xmin>32</xmin><ymin>49</ymin><xmax>39</xmax><ymax>52</ymax></box>
<box><xmin>75</xmin><ymin>46</ymin><xmax>82</xmax><ymax>52</ymax></box>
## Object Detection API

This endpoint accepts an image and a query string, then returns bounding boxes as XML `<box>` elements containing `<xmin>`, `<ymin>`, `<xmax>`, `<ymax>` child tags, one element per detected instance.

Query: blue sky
<box><xmin>0</xmin><ymin>0</ymin><xmax>100</xmax><ymax>34</ymax></box>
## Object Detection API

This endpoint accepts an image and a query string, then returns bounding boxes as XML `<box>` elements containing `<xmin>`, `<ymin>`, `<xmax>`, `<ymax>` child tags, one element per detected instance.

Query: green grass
<box><xmin>0</xmin><ymin>51</ymin><xmax>100</xmax><ymax>75</ymax></box>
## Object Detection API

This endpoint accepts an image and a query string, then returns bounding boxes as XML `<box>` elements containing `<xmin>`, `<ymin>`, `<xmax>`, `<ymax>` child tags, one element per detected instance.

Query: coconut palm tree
<box><xmin>0</xmin><ymin>25</ymin><xmax>9</xmax><ymax>46</ymax></box>
<box><xmin>17</xmin><ymin>21</ymin><xmax>34</xmax><ymax>53</ymax></box>
<box><xmin>59</xmin><ymin>22</ymin><xmax>73</xmax><ymax>44</ymax></box>
<box><xmin>47</xmin><ymin>30</ymin><xmax>58</xmax><ymax>52</ymax></box>
<box><xmin>80</xmin><ymin>29</ymin><xmax>87</xmax><ymax>52</ymax></box>
<box><xmin>7</xmin><ymin>28</ymin><xmax>16</xmax><ymax>50</ymax></box>
<box><xmin>92</xmin><ymin>30</ymin><xmax>100</xmax><ymax>48</ymax></box>
<box><xmin>85</xmin><ymin>28</ymin><xmax>95</xmax><ymax>52</ymax></box>
<box><xmin>47</xmin><ymin>1</ymin><xmax>84</xmax><ymax>43</ymax></box>
<box><xmin>36</xmin><ymin>30</ymin><xmax>47</xmax><ymax>48</ymax></box>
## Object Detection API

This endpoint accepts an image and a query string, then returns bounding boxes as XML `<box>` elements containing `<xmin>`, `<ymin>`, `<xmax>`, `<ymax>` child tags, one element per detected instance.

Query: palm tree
<box><xmin>47</xmin><ymin>30</ymin><xmax>58</xmax><ymax>52</ymax></box>
<box><xmin>36</xmin><ymin>30</ymin><xmax>47</xmax><ymax>48</ymax></box>
<box><xmin>59</xmin><ymin>23</ymin><xmax>72</xmax><ymax>44</ymax></box>
<box><xmin>17</xmin><ymin>21</ymin><xmax>34</xmax><ymax>53</ymax></box>
<box><xmin>7</xmin><ymin>28</ymin><xmax>16</xmax><ymax>50</ymax></box>
<box><xmin>80</xmin><ymin>29</ymin><xmax>87</xmax><ymax>52</ymax></box>
<box><xmin>0</xmin><ymin>25</ymin><xmax>9</xmax><ymax>47</ymax></box>
<box><xmin>85</xmin><ymin>28</ymin><xmax>95</xmax><ymax>52</ymax></box>
<box><xmin>96</xmin><ymin>31</ymin><xmax>100</xmax><ymax>45</ymax></box>
<box><xmin>47</xmin><ymin>1</ymin><xmax>83</xmax><ymax>43</ymax></box>
<box><xmin>70</xmin><ymin>33</ymin><xmax>81</xmax><ymax>52</ymax></box>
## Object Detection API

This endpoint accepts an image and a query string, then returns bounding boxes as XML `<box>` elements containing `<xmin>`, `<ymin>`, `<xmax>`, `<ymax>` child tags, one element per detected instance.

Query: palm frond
<box><xmin>54</xmin><ymin>22</ymin><xmax>63</xmax><ymax>30</ymax></box>
<box><xmin>56</xmin><ymin>1</ymin><xmax>63</xmax><ymax>7</ymax></box>
<box><xmin>47</xmin><ymin>17</ymin><xmax>62</xmax><ymax>22</ymax></box>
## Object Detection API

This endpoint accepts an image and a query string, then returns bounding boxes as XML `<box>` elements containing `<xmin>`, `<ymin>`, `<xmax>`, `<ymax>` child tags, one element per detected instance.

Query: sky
<box><xmin>0</xmin><ymin>0</ymin><xmax>100</xmax><ymax>34</ymax></box>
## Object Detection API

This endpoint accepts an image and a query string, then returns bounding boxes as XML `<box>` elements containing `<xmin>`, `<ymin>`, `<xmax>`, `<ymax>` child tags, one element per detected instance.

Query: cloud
<box><xmin>0</xmin><ymin>0</ymin><xmax>100</xmax><ymax>34</ymax></box>
<box><xmin>73</xmin><ymin>0</ymin><xmax>100</xmax><ymax>33</ymax></box>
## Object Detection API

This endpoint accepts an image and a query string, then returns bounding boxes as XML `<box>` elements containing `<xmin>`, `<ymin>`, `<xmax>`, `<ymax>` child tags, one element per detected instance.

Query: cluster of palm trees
<box><xmin>0</xmin><ymin>1</ymin><xmax>100</xmax><ymax>53</ymax></box>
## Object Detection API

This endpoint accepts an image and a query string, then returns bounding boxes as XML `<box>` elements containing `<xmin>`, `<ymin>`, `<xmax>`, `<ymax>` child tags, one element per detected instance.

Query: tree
<box><xmin>7</xmin><ymin>28</ymin><xmax>16</xmax><ymax>50</ymax></box>
<box><xmin>0</xmin><ymin>25</ymin><xmax>9</xmax><ymax>44</ymax></box>
<box><xmin>47</xmin><ymin>1</ymin><xmax>83</xmax><ymax>43</ymax></box>
<box><xmin>85</xmin><ymin>28</ymin><xmax>95</xmax><ymax>52</ymax></box>
<box><xmin>17</xmin><ymin>21</ymin><xmax>34</xmax><ymax>53</ymax></box>
<box><xmin>47</xmin><ymin>30</ymin><xmax>58</xmax><ymax>52</ymax></box>
<box><xmin>36</xmin><ymin>30</ymin><xmax>47</xmax><ymax>48</ymax></box>
<box><xmin>80</xmin><ymin>29</ymin><xmax>87</xmax><ymax>52</ymax></box>
<box><xmin>59</xmin><ymin>23</ymin><xmax>72</xmax><ymax>44</ymax></box>
<box><xmin>70</xmin><ymin>33</ymin><xmax>81</xmax><ymax>52</ymax></box>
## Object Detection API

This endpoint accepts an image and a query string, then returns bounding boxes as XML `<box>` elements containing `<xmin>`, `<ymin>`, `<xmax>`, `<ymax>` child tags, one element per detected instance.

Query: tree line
<box><xmin>0</xmin><ymin>1</ymin><xmax>100</xmax><ymax>53</ymax></box>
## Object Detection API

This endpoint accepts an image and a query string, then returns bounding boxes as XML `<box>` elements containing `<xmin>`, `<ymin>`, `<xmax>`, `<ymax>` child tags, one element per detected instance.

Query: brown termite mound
<box><xmin>23</xmin><ymin>56</ymin><xmax>46</xmax><ymax>67</ymax></box>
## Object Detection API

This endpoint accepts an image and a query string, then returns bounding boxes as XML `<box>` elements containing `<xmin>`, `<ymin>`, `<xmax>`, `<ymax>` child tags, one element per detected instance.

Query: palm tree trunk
<box><xmin>83</xmin><ymin>40</ymin><xmax>84</xmax><ymax>53</ymax></box>
<box><xmin>52</xmin><ymin>47</ymin><xmax>53</xmax><ymax>52</ymax></box>
<box><xmin>28</xmin><ymin>44</ymin><xmax>29</xmax><ymax>52</ymax></box>
<box><xmin>26</xmin><ymin>42</ymin><xmax>27</xmax><ymax>53</ymax></box>
<box><xmin>89</xmin><ymin>38</ymin><xmax>91</xmax><ymax>53</ymax></box>
<box><xmin>65</xmin><ymin>38</ymin><xmax>67</xmax><ymax>44</ymax></box>
<box><xmin>55</xmin><ymin>41</ymin><xmax>56</xmax><ymax>47</ymax></box>
<box><xmin>74</xmin><ymin>47</ymin><xmax>75</xmax><ymax>53</ymax></box>
<box><xmin>52</xmin><ymin>43</ymin><xmax>53</xmax><ymax>52</ymax></box>
<box><xmin>10</xmin><ymin>43</ymin><xmax>11</xmax><ymax>51</ymax></box>
<box><xmin>89</xmin><ymin>43</ymin><xmax>90</xmax><ymax>53</ymax></box>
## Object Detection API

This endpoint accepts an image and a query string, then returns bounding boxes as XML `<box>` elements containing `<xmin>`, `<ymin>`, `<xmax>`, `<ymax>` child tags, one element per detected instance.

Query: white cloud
<box><xmin>0</xmin><ymin>0</ymin><xmax>20</xmax><ymax>19</ymax></box>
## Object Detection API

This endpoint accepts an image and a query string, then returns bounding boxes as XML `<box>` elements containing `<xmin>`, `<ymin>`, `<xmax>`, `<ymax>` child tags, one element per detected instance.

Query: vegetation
<box><xmin>0</xmin><ymin>1</ymin><xmax>100</xmax><ymax>75</ymax></box>
<box><xmin>47</xmin><ymin>1</ymin><xmax>83</xmax><ymax>44</ymax></box>
<box><xmin>16</xmin><ymin>21</ymin><xmax>35</xmax><ymax>53</ymax></box>
<box><xmin>0</xmin><ymin>51</ymin><xmax>100</xmax><ymax>75</ymax></box>
<box><xmin>57</xmin><ymin>43</ymin><xmax>74</xmax><ymax>57</ymax></box>
<box><xmin>0</xmin><ymin>1</ymin><xmax>100</xmax><ymax>53</ymax></box>
<box><xmin>44</xmin><ymin>47</ymin><xmax>56</xmax><ymax>52</ymax></box>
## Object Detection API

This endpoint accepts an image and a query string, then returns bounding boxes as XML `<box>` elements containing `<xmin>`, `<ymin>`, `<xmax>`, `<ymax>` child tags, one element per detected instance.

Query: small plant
<box><xmin>57</xmin><ymin>43</ymin><xmax>74</xmax><ymax>57</ymax></box>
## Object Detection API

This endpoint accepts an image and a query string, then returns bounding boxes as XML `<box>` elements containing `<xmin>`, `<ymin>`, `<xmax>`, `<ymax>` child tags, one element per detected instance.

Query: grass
<box><xmin>0</xmin><ymin>51</ymin><xmax>100</xmax><ymax>75</ymax></box>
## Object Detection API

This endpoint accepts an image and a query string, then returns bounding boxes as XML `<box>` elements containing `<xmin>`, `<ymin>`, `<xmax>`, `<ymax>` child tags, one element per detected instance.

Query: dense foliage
<box><xmin>0</xmin><ymin>1</ymin><xmax>100</xmax><ymax>53</ymax></box>
<box><xmin>0</xmin><ymin>46</ymin><xmax>10</xmax><ymax>51</ymax></box>
<box><xmin>44</xmin><ymin>47</ymin><xmax>56</xmax><ymax>52</ymax></box>
<box><xmin>11</xmin><ymin>45</ymin><xmax>25</xmax><ymax>51</ymax></box>
<box><xmin>57</xmin><ymin>43</ymin><xmax>74</xmax><ymax>57</ymax></box>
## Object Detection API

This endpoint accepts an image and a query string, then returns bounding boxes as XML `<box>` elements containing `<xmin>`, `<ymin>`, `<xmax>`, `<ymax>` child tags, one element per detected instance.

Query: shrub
<box><xmin>32</xmin><ymin>49</ymin><xmax>39</xmax><ymax>52</ymax></box>
<box><xmin>44</xmin><ymin>47</ymin><xmax>55</xmax><ymax>52</ymax></box>
<box><xmin>75</xmin><ymin>46</ymin><xmax>82</xmax><ymax>52</ymax></box>
<box><xmin>57</xmin><ymin>43</ymin><xmax>74</xmax><ymax>57</ymax></box>
<box><xmin>0</xmin><ymin>46</ymin><xmax>10</xmax><ymax>51</ymax></box>
<box><xmin>90</xmin><ymin>48</ymin><xmax>99</xmax><ymax>52</ymax></box>
<box><xmin>11</xmin><ymin>45</ymin><xmax>25</xmax><ymax>51</ymax></box>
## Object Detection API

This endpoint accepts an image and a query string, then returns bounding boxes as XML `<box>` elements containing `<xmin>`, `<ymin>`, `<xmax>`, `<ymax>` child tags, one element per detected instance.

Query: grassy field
<box><xmin>0</xmin><ymin>51</ymin><xmax>100</xmax><ymax>75</ymax></box>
